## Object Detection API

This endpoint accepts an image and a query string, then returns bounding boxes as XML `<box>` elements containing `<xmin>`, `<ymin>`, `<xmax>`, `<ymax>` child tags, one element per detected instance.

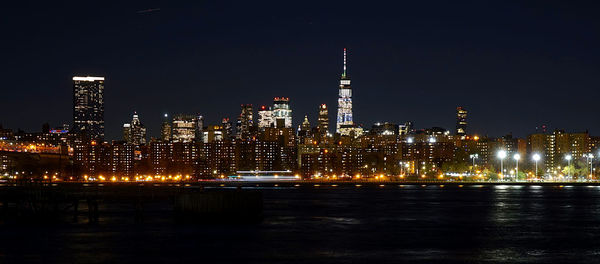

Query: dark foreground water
<box><xmin>2</xmin><ymin>184</ymin><xmax>600</xmax><ymax>263</ymax></box>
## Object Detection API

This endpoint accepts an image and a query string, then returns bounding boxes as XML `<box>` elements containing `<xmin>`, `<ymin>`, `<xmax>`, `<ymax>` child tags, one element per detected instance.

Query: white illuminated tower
<box><xmin>336</xmin><ymin>48</ymin><xmax>354</xmax><ymax>135</ymax></box>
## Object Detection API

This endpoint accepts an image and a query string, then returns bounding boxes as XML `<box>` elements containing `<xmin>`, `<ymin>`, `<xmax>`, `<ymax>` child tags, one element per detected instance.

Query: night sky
<box><xmin>2</xmin><ymin>1</ymin><xmax>600</xmax><ymax>140</ymax></box>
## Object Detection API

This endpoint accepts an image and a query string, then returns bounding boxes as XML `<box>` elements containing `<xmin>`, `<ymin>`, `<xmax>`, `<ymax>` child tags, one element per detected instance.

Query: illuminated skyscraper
<box><xmin>456</xmin><ymin>107</ymin><xmax>467</xmax><ymax>137</ymax></box>
<box><xmin>222</xmin><ymin>118</ymin><xmax>233</xmax><ymax>139</ymax></box>
<box><xmin>195</xmin><ymin>115</ymin><xmax>204</xmax><ymax>142</ymax></box>
<box><xmin>273</xmin><ymin>97</ymin><xmax>292</xmax><ymax>128</ymax></box>
<box><xmin>122</xmin><ymin>111</ymin><xmax>147</xmax><ymax>145</ymax></box>
<box><xmin>172</xmin><ymin>114</ymin><xmax>197</xmax><ymax>143</ymax></box>
<box><xmin>258</xmin><ymin>105</ymin><xmax>273</xmax><ymax>130</ymax></box>
<box><xmin>160</xmin><ymin>114</ymin><xmax>171</xmax><ymax>142</ymax></box>
<box><xmin>318</xmin><ymin>104</ymin><xmax>329</xmax><ymax>136</ymax></box>
<box><xmin>301</xmin><ymin>115</ymin><xmax>311</xmax><ymax>132</ymax></box>
<box><xmin>73</xmin><ymin>76</ymin><xmax>105</xmax><ymax>139</ymax></box>
<box><xmin>336</xmin><ymin>49</ymin><xmax>359</xmax><ymax>136</ymax></box>
<box><xmin>236</xmin><ymin>104</ymin><xmax>254</xmax><ymax>139</ymax></box>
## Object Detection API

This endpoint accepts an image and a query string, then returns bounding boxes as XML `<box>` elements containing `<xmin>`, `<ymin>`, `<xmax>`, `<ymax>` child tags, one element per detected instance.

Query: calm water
<box><xmin>2</xmin><ymin>184</ymin><xmax>600</xmax><ymax>263</ymax></box>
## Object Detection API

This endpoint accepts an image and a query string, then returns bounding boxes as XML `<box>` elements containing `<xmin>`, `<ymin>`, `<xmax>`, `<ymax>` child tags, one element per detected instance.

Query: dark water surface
<box><xmin>2</xmin><ymin>184</ymin><xmax>600</xmax><ymax>263</ymax></box>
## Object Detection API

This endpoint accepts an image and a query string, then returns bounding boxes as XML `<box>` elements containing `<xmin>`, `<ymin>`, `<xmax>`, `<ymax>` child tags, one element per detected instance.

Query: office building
<box><xmin>160</xmin><ymin>114</ymin><xmax>171</xmax><ymax>142</ymax></box>
<box><xmin>456</xmin><ymin>107</ymin><xmax>467</xmax><ymax>137</ymax></box>
<box><xmin>273</xmin><ymin>97</ymin><xmax>292</xmax><ymax>128</ymax></box>
<box><xmin>171</xmin><ymin>114</ymin><xmax>197</xmax><ymax>143</ymax></box>
<box><xmin>122</xmin><ymin>111</ymin><xmax>147</xmax><ymax>145</ymax></box>
<box><xmin>73</xmin><ymin>76</ymin><xmax>105</xmax><ymax>139</ymax></box>
<box><xmin>318</xmin><ymin>104</ymin><xmax>329</xmax><ymax>137</ymax></box>
<box><xmin>336</xmin><ymin>48</ymin><xmax>354</xmax><ymax>135</ymax></box>
<box><xmin>236</xmin><ymin>104</ymin><xmax>254</xmax><ymax>139</ymax></box>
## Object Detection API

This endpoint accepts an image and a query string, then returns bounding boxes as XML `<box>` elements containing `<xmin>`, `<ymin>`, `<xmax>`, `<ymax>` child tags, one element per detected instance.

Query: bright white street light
<box><xmin>498</xmin><ymin>150</ymin><xmax>507</xmax><ymax>177</ymax></box>
<box><xmin>498</xmin><ymin>150</ymin><xmax>507</xmax><ymax>159</ymax></box>
<box><xmin>532</xmin><ymin>153</ymin><xmax>541</xmax><ymax>178</ymax></box>
<box><xmin>565</xmin><ymin>154</ymin><xmax>572</xmax><ymax>178</ymax></box>
<box><xmin>586</xmin><ymin>153</ymin><xmax>595</xmax><ymax>179</ymax></box>
<box><xmin>470</xmin><ymin>154</ymin><xmax>479</xmax><ymax>175</ymax></box>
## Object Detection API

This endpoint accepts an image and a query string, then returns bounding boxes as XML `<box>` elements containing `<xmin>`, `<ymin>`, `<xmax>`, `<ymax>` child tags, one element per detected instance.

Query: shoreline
<box><xmin>3</xmin><ymin>180</ymin><xmax>600</xmax><ymax>188</ymax></box>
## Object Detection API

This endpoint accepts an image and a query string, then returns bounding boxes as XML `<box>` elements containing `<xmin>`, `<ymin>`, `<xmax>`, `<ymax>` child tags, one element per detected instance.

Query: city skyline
<box><xmin>4</xmin><ymin>3</ymin><xmax>600</xmax><ymax>263</ymax></box>
<box><xmin>2</xmin><ymin>1</ymin><xmax>600</xmax><ymax>140</ymax></box>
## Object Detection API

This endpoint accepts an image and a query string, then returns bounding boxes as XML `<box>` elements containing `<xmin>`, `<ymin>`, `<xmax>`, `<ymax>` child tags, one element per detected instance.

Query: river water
<box><xmin>2</xmin><ymin>184</ymin><xmax>600</xmax><ymax>263</ymax></box>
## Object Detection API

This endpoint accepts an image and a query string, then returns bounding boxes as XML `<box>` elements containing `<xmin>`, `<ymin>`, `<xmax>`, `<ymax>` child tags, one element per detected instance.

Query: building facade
<box><xmin>456</xmin><ymin>107</ymin><xmax>467</xmax><ymax>137</ymax></box>
<box><xmin>336</xmin><ymin>48</ymin><xmax>354</xmax><ymax>135</ymax></box>
<box><xmin>122</xmin><ymin>112</ymin><xmax>147</xmax><ymax>145</ymax></box>
<box><xmin>73</xmin><ymin>76</ymin><xmax>105</xmax><ymax>139</ymax></box>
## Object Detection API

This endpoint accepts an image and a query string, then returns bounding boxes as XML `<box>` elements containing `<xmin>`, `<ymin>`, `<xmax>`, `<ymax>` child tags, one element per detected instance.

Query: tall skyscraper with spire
<box><xmin>336</xmin><ymin>48</ymin><xmax>354</xmax><ymax>136</ymax></box>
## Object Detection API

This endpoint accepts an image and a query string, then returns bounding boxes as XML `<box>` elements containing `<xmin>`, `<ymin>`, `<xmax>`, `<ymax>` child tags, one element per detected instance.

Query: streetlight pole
<box><xmin>400</xmin><ymin>161</ymin><xmax>403</xmax><ymax>177</ymax></box>
<box><xmin>513</xmin><ymin>153</ymin><xmax>520</xmax><ymax>182</ymax></box>
<box><xmin>587</xmin><ymin>154</ymin><xmax>594</xmax><ymax>180</ymax></box>
<box><xmin>592</xmin><ymin>154</ymin><xmax>595</xmax><ymax>180</ymax></box>
<box><xmin>498</xmin><ymin>150</ymin><xmax>507</xmax><ymax>180</ymax></box>
<box><xmin>470</xmin><ymin>154</ymin><xmax>478</xmax><ymax>176</ymax></box>
<box><xmin>565</xmin><ymin>154</ymin><xmax>572</xmax><ymax>180</ymax></box>
<box><xmin>533</xmin><ymin>153</ymin><xmax>541</xmax><ymax>179</ymax></box>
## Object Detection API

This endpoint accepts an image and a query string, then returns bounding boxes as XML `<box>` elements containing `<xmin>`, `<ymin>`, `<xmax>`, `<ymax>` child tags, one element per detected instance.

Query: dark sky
<box><xmin>2</xmin><ymin>1</ymin><xmax>600</xmax><ymax>140</ymax></box>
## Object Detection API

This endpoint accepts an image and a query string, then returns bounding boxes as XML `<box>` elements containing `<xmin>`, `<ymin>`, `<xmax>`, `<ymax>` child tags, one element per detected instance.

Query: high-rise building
<box><xmin>258</xmin><ymin>105</ymin><xmax>273</xmax><ymax>129</ymax></box>
<box><xmin>456</xmin><ymin>107</ymin><xmax>467</xmax><ymax>137</ymax></box>
<box><xmin>301</xmin><ymin>115</ymin><xmax>311</xmax><ymax>132</ymax></box>
<box><xmin>160</xmin><ymin>114</ymin><xmax>171</xmax><ymax>142</ymax></box>
<box><xmin>73</xmin><ymin>76</ymin><xmax>105</xmax><ymax>139</ymax></box>
<box><xmin>273</xmin><ymin>97</ymin><xmax>292</xmax><ymax>128</ymax></box>
<box><xmin>203</xmin><ymin>125</ymin><xmax>224</xmax><ymax>143</ymax></box>
<box><xmin>171</xmin><ymin>114</ymin><xmax>197</xmax><ymax>143</ymax></box>
<box><xmin>527</xmin><ymin>129</ymin><xmax>590</xmax><ymax>173</ymax></box>
<box><xmin>222</xmin><ymin>118</ymin><xmax>233</xmax><ymax>139</ymax></box>
<box><xmin>318</xmin><ymin>104</ymin><xmax>329</xmax><ymax>137</ymax></box>
<box><xmin>399</xmin><ymin>121</ymin><xmax>413</xmax><ymax>135</ymax></box>
<box><xmin>336</xmin><ymin>49</ymin><xmax>356</xmax><ymax>136</ymax></box>
<box><xmin>298</xmin><ymin>115</ymin><xmax>312</xmax><ymax>144</ymax></box>
<box><xmin>122</xmin><ymin>111</ymin><xmax>147</xmax><ymax>145</ymax></box>
<box><xmin>236</xmin><ymin>104</ymin><xmax>254</xmax><ymax>139</ymax></box>
<box><xmin>195</xmin><ymin>115</ymin><xmax>204</xmax><ymax>142</ymax></box>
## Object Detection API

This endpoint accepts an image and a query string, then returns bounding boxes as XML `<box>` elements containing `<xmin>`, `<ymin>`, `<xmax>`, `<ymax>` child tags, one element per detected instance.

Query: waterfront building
<box><xmin>528</xmin><ymin>130</ymin><xmax>590</xmax><ymax>173</ymax></box>
<box><xmin>73</xmin><ymin>140</ymin><xmax>133</xmax><ymax>178</ymax></box>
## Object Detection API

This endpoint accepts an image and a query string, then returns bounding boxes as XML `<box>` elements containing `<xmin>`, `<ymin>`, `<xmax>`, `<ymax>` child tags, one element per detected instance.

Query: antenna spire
<box><xmin>343</xmin><ymin>48</ymin><xmax>347</xmax><ymax>77</ymax></box>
